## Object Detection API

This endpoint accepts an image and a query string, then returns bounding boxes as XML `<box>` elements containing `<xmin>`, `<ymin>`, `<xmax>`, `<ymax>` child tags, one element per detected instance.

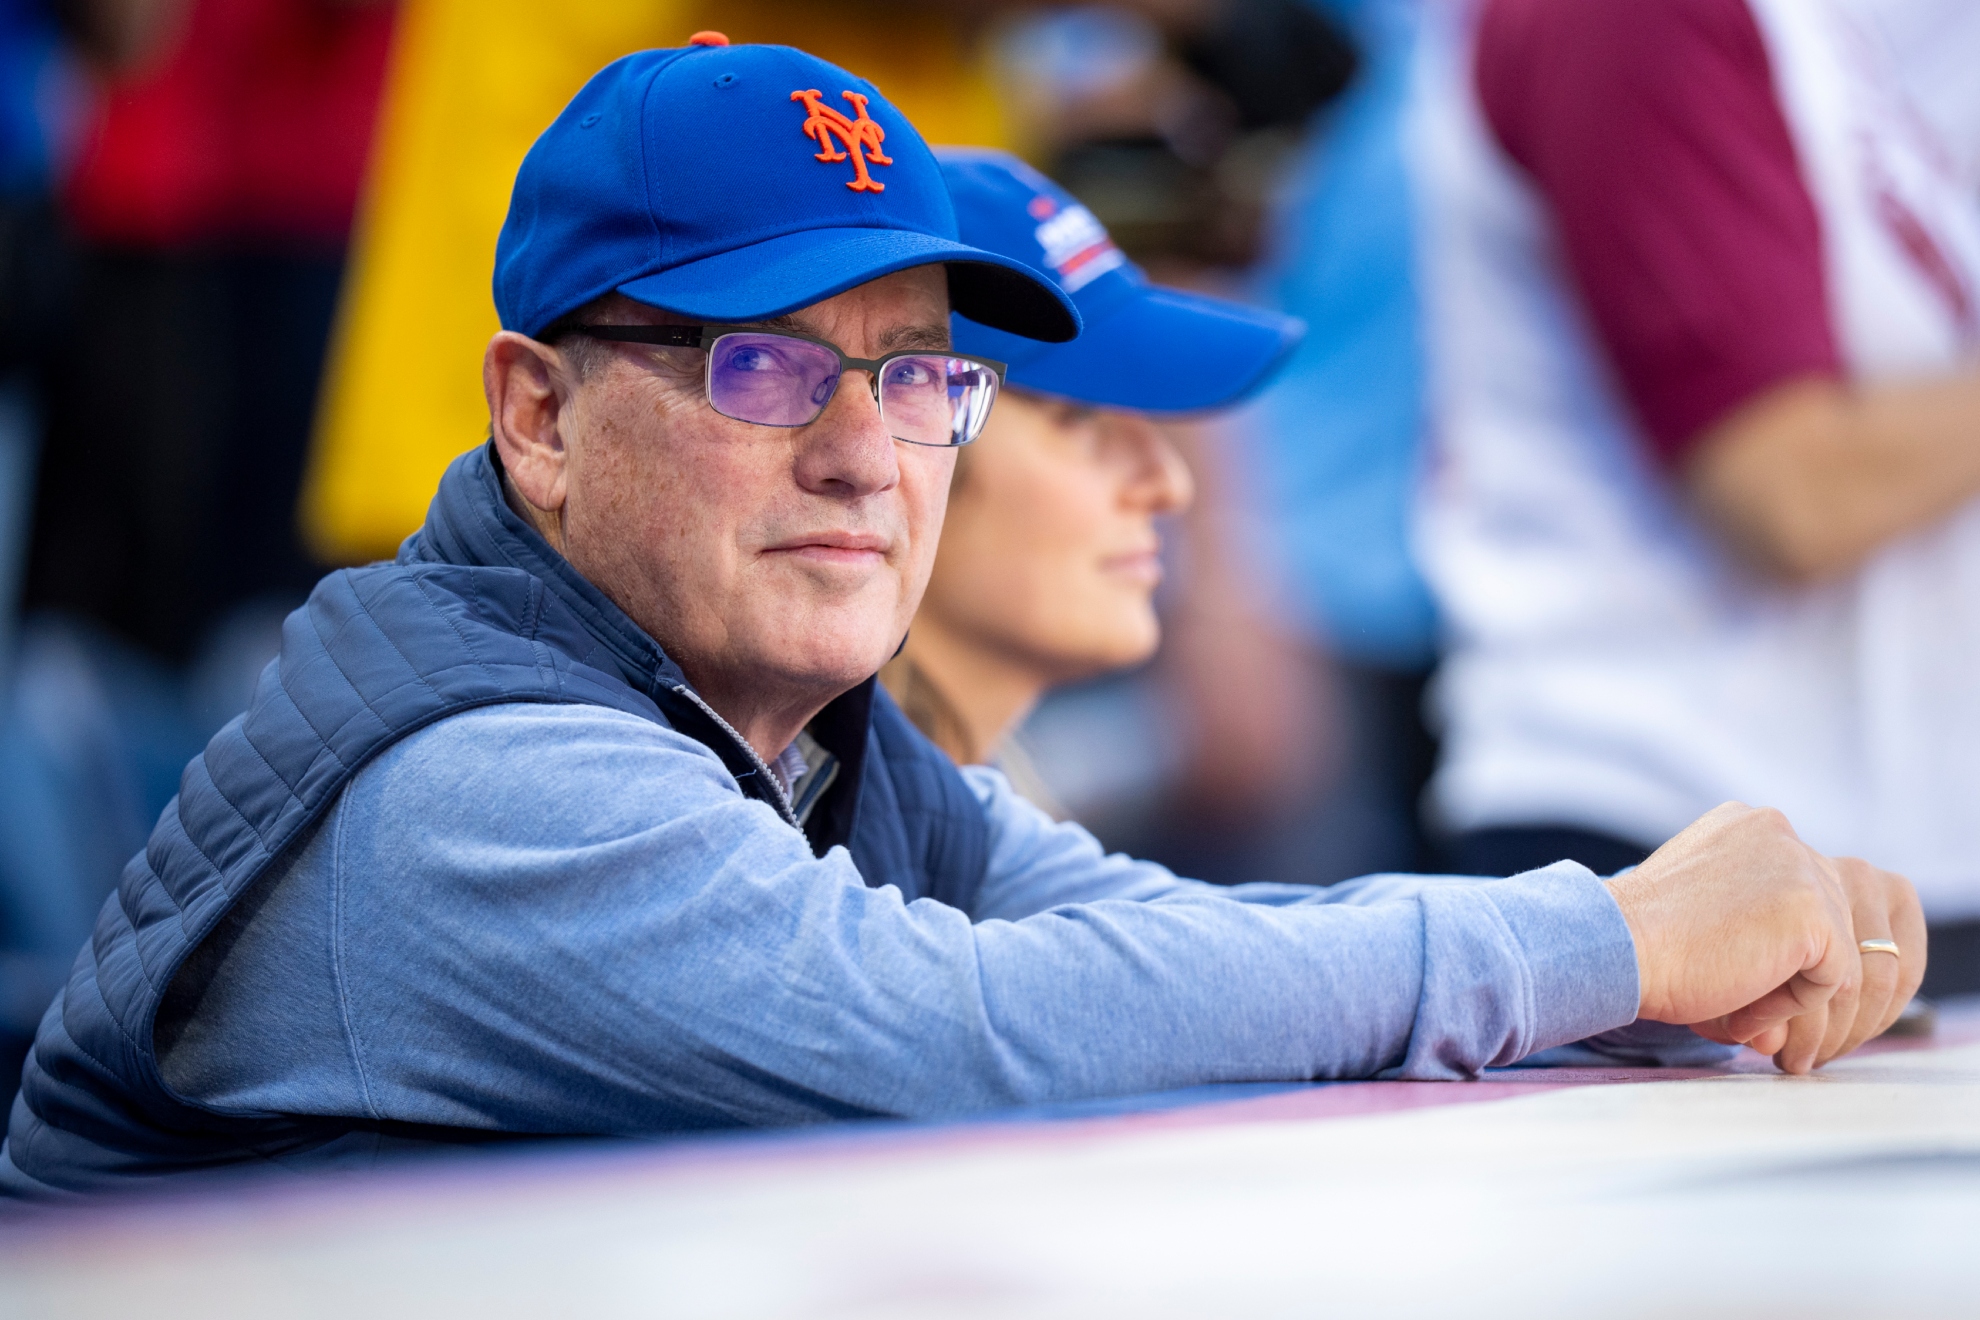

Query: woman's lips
<box><xmin>1100</xmin><ymin>548</ymin><xmax>1163</xmax><ymax>587</ymax></box>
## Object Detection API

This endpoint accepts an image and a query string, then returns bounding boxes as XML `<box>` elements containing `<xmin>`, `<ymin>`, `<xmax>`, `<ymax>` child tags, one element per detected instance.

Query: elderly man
<box><xmin>3</xmin><ymin>38</ymin><xmax>1924</xmax><ymax>1197</ymax></box>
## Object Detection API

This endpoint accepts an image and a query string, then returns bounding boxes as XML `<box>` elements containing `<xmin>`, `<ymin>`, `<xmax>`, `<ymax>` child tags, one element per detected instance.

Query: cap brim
<box><xmin>615</xmin><ymin>227</ymin><xmax>1080</xmax><ymax>343</ymax></box>
<box><xmin>998</xmin><ymin>285</ymin><xmax>1303</xmax><ymax>413</ymax></box>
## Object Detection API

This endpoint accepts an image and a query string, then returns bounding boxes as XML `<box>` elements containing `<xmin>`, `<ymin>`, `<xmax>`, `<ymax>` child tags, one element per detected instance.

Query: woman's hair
<box><xmin>878</xmin><ymin>653</ymin><xmax>978</xmax><ymax>764</ymax></box>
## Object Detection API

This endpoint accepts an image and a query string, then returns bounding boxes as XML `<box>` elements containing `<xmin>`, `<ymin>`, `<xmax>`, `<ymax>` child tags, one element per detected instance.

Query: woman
<box><xmin>882</xmin><ymin>150</ymin><xmax>1301</xmax><ymax>792</ymax></box>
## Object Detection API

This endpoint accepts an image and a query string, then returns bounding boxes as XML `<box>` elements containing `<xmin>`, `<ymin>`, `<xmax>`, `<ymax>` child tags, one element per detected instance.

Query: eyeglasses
<box><xmin>564</xmin><ymin>324</ymin><xmax>1006</xmax><ymax>447</ymax></box>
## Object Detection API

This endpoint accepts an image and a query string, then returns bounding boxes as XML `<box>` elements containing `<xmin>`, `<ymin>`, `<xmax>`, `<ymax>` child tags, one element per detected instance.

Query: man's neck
<box><xmin>678</xmin><ymin>675</ymin><xmax>836</xmax><ymax>768</ymax></box>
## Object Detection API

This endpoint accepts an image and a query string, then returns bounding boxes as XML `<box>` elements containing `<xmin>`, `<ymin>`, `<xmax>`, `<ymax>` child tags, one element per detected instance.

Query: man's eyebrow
<box><xmin>877</xmin><ymin>322</ymin><xmax>952</xmax><ymax>353</ymax></box>
<box><xmin>745</xmin><ymin>315</ymin><xmax>951</xmax><ymax>354</ymax></box>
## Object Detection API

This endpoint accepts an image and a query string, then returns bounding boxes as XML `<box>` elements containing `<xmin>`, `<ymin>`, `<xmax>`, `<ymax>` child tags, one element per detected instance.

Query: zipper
<box><xmin>668</xmin><ymin>683</ymin><xmax>800</xmax><ymax>830</ymax></box>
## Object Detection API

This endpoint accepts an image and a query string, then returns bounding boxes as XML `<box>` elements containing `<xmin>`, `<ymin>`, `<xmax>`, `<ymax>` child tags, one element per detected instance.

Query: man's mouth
<box><xmin>764</xmin><ymin>530</ymin><xmax>891</xmax><ymax>567</ymax></box>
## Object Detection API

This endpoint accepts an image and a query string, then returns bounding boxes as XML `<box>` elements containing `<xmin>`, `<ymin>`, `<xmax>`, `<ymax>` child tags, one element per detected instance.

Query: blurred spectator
<box><xmin>997</xmin><ymin>0</ymin><xmax>1354</xmax><ymax>272</ymax></box>
<box><xmin>1838</xmin><ymin>0</ymin><xmax>1980</xmax><ymax>196</ymax></box>
<box><xmin>0</xmin><ymin>0</ymin><xmax>82</xmax><ymax>1102</ymax></box>
<box><xmin>0</xmin><ymin>0</ymin><xmax>78</xmax><ymax>650</ymax></box>
<box><xmin>881</xmin><ymin>149</ymin><xmax>1299</xmax><ymax>811</ymax></box>
<box><xmin>997</xmin><ymin>2</ymin><xmax>1417</xmax><ymax>886</ymax></box>
<box><xmin>26</xmin><ymin>0</ymin><xmax>394</xmax><ymax>663</ymax></box>
<box><xmin>1409</xmin><ymin>0</ymin><xmax>1980</xmax><ymax>990</ymax></box>
<box><xmin>1217</xmin><ymin>0</ymin><xmax>1440</xmax><ymax>879</ymax></box>
<box><xmin>1</xmin><ymin>0</ymin><xmax>394</xmax><ymax>1099</ymax></box>
<box><xmin>882</xmin><ymin>401</ymin><xmax>1195</xmax><ymax>812</ymax></box>
<box><xmin>307</xmin><ymin>0</ymin><xmax>1016</xmax><ymax>566</ymax></box>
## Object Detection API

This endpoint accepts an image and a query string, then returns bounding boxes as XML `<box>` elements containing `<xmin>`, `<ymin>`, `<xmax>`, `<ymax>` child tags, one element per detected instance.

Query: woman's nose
<box><xmin>1106</xmin><ymin>412</ymin><xmax>1196</xmax><ymax>515</ymax></box>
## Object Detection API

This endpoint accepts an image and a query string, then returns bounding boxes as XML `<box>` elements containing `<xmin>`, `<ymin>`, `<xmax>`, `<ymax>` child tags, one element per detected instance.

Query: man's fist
<box><xmin>1604</xmin><ymin>803</ymin><xmax>1926</xmax><ymax>1073</ymax></box>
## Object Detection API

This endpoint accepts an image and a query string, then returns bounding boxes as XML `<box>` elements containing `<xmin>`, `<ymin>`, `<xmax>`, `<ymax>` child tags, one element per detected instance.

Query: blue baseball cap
<box><xmin>494</xmin><ymin>38</ymin><xmax>1080</xmax><ymax>343</ymax></box>
<box><xmin>939</xmin><ymin>149</ymin><xmax>1303</xmax><ymax>412</ymax></box>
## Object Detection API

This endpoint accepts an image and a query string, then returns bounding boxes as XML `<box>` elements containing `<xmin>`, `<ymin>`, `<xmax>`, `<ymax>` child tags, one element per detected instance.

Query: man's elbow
<box><xmin>1698</xmin><ymin>493</ymin><xmax>1859</xmax><ymax>585</ymax></box>
<box><xmin>1684</xmin><ymin>379</ymin><xmax>1868</xmax><ymax>585</ymax></box>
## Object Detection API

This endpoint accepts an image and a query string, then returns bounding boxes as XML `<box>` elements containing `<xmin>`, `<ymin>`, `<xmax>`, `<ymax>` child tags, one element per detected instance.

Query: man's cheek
<box><xmin>892</xmin><ymin>533</ymin><xmax>940</xmax><ymax>625</ymax></box>
<box><xmin>917</xmin><ymin>487</ymin><xmax>951</xmax><ymax>549</ymax></box>
<box><xmin>904</xmin><ymin>456</ymin><xmax>956</xmax><ymax>553</ymax></box>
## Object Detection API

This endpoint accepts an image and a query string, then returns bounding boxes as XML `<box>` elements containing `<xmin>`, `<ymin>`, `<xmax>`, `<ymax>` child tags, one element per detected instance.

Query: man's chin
<box><xmin>698</xmin><ymin>575</ymin><xmax>909</xmax><ymax>696</ymax></box>
<box><xmin>740</xmin><ymin>619</ymin><xmax>904</xmax><ymax>697</ymax></box>
<box><xmin>748</xmin><ymin>659</ymin><xmax>894</xmax><ymax>711</ymax></box>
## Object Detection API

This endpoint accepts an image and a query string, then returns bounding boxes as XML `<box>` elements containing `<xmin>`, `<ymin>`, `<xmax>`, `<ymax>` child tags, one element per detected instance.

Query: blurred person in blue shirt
<box><xmin>0</xmin><ymin>0</ymin><xmax>80</xmax><ymax>1103</ymax></box>
<box><xmin>1146</xmin><ymin>0</ymin><xmax>1439</xmax><ymax>884</ymax></box>
<box><xmin>1250</xmin><ymin>0</ymin><xmax>1432</xmax><ymax>673</ymax></box>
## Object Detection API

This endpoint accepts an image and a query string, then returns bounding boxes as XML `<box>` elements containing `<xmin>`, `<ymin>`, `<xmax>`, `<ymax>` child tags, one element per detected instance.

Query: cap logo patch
<box><xmin>791</xmin><ymin>89</ymin><xmax>894</xmax><ymax>193</ymax></box>
<box><xmin>1033</xmin><ymin>203</ymin><xmax>1127</xmax><ymax>292</ymax></box>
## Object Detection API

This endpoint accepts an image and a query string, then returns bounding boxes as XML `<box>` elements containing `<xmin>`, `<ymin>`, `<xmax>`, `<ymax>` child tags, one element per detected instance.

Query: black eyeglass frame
<box><xmin>562</xmin><ymin>323</ymin><xmax>1008</xmax><ymax>447</ymax></box>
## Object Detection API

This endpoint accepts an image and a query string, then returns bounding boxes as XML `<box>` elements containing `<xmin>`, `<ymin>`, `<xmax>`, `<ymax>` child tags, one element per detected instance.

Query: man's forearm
<box><xmin>1687</xmin><ymin>372</ymin><xmax>1980</xmax><ymax>583</ymax></box>
<box><xmin>962</xmin><ymin>769</ymin><xmax>1642</xmax><ymax>1085</ymax></box>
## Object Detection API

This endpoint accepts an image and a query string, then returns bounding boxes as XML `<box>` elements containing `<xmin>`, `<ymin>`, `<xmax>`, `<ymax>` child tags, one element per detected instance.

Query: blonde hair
<box><xmin>878</xmin><ymin>653</ymin><xmax>978</xmax><ymax>764</ymax></box>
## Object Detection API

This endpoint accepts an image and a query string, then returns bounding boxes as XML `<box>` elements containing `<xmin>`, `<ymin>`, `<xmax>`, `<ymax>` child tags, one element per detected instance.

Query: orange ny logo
<box><xmin>790</xmin><ymin>88</ymin><xmax>894</xmax><ymax>193</ymax></box>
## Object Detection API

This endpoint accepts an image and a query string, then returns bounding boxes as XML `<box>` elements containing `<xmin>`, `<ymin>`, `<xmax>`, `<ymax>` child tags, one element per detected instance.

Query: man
<box><xmin>1407</xmin><ymin>0</ymin><xmax>1980</xmax><ymax>984</ymax></box>
<box><xmin>2</xmin><ymin>37</ymin><xmax>1924</xmax><ymax>1197</ymax></box>
<box><xmin>306</xmin><ymin>0</ymin><xmax>1019</xmax><ymax>565</ymax></box>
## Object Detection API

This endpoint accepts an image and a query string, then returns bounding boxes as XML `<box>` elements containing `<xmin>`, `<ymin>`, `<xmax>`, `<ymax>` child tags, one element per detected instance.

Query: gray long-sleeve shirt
<box><xmin>155</xmin><ymin>702</ymin><xmax>1644</xmax><ymax>1133</ymax></box>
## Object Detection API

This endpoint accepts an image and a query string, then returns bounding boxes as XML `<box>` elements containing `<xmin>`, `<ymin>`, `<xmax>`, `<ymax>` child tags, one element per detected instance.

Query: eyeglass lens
<box><xmin>704</xmin><ymin>333</ymin><xmax>998</xmax><ymax>446</ymax></box>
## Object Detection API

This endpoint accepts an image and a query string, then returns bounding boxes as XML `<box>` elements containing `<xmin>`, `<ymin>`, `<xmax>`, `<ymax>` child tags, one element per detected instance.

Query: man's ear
<box><xmin>485</xmin><ymin>331</ymin><xmax>574</xmax><ymax>517</ymax></box>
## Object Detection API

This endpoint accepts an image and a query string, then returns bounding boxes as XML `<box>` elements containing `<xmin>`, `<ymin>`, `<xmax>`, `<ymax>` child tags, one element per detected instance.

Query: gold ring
<box><xmin>1858</xmin><ymin>939</ymin><xmax>1901</xmax><ymax>957</ymax></box>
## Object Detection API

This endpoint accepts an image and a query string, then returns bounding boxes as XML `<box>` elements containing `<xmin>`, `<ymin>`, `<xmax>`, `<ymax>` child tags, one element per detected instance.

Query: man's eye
<box><xmin>727</xmin><ymin>347</ymin><xmax>774</xmax><ymax>372</ymax></box>
<box><xmin>886</xmin><ymin>359</ymin><xmax>937</xmax><ymax>388</ymax></box>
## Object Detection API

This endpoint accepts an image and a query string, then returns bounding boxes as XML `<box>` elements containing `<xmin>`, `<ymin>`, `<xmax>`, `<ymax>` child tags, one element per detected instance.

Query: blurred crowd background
<box><xmin>1</xmin><ymin>0</ymin><xmax>1976</xmax><ymax>1098</ymax></box>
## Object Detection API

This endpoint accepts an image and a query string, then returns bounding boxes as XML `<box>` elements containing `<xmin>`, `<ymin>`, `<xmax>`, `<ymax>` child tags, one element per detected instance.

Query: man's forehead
<box><xmin>755</xmin><ymin>310</ymin><xmax>950</xmax><ymax>352</ymax></box>
<box><xmin>585</xmin><ymin>265</ymin><xmax>952</xmax><ymax>349</ymax></box>
<box><xmin>759</xmin><ymin>268</ymin><xmax>951</xmax><ymax>349</ymax></box>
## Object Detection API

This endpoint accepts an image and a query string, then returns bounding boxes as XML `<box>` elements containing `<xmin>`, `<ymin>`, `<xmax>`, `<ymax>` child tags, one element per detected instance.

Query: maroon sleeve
<box><xmin>1474</xmin><ymin>0</ymin><xmax>1842</xmax><ymax>462</ymax></box>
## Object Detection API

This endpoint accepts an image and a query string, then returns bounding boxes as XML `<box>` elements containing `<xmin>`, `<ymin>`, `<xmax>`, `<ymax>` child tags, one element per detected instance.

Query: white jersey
<box><xmin>1408</xmin><ymin>0</ymin><xmax>1980</xmax><ymax>913</ymax></box>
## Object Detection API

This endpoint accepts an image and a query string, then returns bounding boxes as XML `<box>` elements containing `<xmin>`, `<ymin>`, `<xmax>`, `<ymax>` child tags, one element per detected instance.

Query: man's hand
<box><xmin>1605</xmin><ymin>804</ymin><xmax>1926</xmax><ymax>1073</ymax></box>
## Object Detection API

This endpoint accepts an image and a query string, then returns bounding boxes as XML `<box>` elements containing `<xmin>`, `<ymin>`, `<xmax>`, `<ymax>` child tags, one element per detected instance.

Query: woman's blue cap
<box><xmin>939</xmin><ymin>149</ymin><xmax>1304</xmax><ymax>413</ymax></box>
<box><xmin>493</xmin><ymin>40</ymin><xmax>1081</xmax><ymax>343</ymax></box>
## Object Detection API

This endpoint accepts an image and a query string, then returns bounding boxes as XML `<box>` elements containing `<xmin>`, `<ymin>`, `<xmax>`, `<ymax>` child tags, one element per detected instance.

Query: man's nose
<box><xmin>792</xmin><ymin>368</ymin><xmax>901</xmax><ymax>498</ymax></box>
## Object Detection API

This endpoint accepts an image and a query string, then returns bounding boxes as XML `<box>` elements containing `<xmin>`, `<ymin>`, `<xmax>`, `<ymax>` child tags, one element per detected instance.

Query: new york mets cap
<box><xmin>939</xmin><ymin>148</ymin><xmax>1303</xmax><ymax>412</ymax></box>
<box><xmin>494</xmin><ymin>38</ymin><xmax>1081</xmax><ymax>343</ymax></box>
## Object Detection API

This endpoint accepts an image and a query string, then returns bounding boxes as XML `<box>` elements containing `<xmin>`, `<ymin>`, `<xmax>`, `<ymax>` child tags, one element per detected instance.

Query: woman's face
<box><xmin>915</xmin><ymin>389</ymin><xmax>1195</xmax><ymax>687</ymax></box>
